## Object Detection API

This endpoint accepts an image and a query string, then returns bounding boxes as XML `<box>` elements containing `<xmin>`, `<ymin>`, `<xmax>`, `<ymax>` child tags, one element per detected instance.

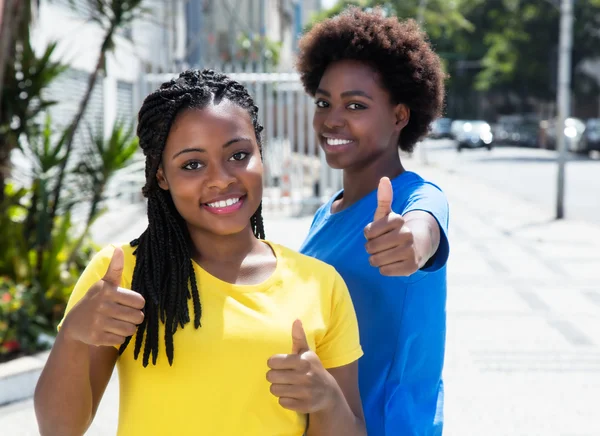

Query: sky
<box><xmin>322</xmin><ymin>0</ymin><xmax>337</xmax><ymax>8</ymax></box>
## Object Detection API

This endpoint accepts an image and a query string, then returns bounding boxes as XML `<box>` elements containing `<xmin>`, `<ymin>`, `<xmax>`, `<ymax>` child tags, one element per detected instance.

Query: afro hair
<box><xmin>296</xmin><ymin>7</ymin><xmax>446</xmax><ymax>152</ymax></box>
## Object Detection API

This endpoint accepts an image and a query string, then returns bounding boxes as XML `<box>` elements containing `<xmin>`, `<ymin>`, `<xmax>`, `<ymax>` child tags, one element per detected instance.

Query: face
<box><xmin>156</xmin><ymin>101</ymin><xmax>263</xmax><ymax>237</ymax></box>
<box><xmin>313</xmin><ymin>59</ymin><xmax>409</xmax><ymax>170</ymax></box>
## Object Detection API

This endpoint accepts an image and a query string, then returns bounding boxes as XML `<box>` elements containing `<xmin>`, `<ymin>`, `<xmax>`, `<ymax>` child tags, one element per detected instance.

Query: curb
<box><xmin>0</xmin><ymin>351</ymin><xmax>49</xmax><ymax>407</ymax></box>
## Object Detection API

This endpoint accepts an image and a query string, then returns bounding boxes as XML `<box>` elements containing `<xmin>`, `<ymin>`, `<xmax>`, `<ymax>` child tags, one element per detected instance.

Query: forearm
<box><xmin>306</xmin><ymin>384</ymin><xmax>366</xmax><ymax>436</ymax></box>
<box><xmin>406</xmin><ymin>217</ymin><xmax>440</xmax><ymax>268</ymax></box>
<box><xmin>34</xmin><ymin>330</ymin><xmax>95</xmax><ymax>436</ymax></box>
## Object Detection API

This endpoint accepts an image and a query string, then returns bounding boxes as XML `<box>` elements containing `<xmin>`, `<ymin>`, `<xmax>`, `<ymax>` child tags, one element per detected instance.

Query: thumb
<box><xmin>291</xmin><ymin>319</ymin><xmax>310</xmax><ymax>355</ymax></box>
<box><xmin>103</xmin><ymin>247</ymin><xmax>124</xmax><ymax>287</ymax></box>
<box><xmin>373</xmin><ymin>176</ymin><xmax>393</xmax><ymax>222</ymax></box>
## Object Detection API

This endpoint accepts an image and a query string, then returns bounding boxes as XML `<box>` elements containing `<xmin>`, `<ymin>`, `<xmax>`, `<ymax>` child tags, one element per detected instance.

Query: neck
<box><xmin>188</xmin><ymin>225</ymin><xmax>261</xmax><ymax>264</ymax></box>
<box><xmin>341</xmin><ymin>147</ymin><xmax>404</xmax><ymax>208</ymax></box>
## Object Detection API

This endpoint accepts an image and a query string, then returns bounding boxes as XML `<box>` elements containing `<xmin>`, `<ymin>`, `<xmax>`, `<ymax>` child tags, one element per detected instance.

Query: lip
<box><xmin>201</xmin><ymin>194</ymin><xmax>246</xmax><ymax>215</ymax></box>
<box><xmin>202</xmin><ymin>193</ymin><xmax>246</xmax><ymax>204</ymax></box>
<box><xmin>321</xmin><ymin>135</ymin><xmax>355</xmax><ymax>153</ymax></box>
<box><xmin>321</xmin><ymin>133</ymin><xmax>355</xmax><ymax>141</ymax></box>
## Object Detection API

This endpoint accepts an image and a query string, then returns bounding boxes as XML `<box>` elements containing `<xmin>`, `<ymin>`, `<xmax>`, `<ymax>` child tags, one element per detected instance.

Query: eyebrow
<box><xmin>172</xmin><ymin>137</ymin><xmax>252</xmax><ymax>159</ymax></box>
<box><xmin>315</xmin><ymin>88</ymin><xmax>374</xmax><ymax>101</ymax></box>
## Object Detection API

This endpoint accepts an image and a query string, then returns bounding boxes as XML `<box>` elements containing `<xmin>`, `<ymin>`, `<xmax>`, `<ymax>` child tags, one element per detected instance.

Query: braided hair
<box><xmin>120</xmin><ymin>69</ymin><xmax>266</xmax><ymax>367</ymax></box>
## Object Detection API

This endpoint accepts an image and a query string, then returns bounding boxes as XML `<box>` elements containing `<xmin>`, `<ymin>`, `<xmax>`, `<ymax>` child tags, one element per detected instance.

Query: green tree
<box><xmin>309</xmin><ymin>0</ymin><xmax>600</xmax><ymax>119</ymax></box>
<box><xmin>462</xmin><ymin>0</ymin><xmax>600</xmax><ymax>116</ymax></box>
<box><xmin>49</xmin><ymin>0</ymin><xmax>146</xmax><ymax>227</ymax></box>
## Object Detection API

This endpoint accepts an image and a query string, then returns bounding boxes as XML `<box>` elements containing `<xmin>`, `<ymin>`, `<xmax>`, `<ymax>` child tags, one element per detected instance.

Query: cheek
<box><xmin>245</xmin><ymin>158</ymin><xmax>264</xmax><ymax>193</ymax></box>
<box><xmin>355</xmin><ymin>113</ymin><xmax>394</xmax><ymax>143</ymax></box>
<box><xmin>167</xmin><ymin>173</ymin><xmax>202</xmax><ymax>206</ymax></box>
<box><xmin>313</xmin><ymin>113</ymin><xmax>325</xmax><ymax>131</ymax></box>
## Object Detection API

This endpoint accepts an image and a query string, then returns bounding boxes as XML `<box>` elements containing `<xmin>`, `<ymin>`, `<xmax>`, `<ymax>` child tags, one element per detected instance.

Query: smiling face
<box><xmin>313</xmin><ymin>59</ymin><xmax>409</xmax><ymax>170</ymax></box>
<box><xmin>156</xmin><ymin>101</ymin><xmax>263</xmax><ymax>237</ymax></box>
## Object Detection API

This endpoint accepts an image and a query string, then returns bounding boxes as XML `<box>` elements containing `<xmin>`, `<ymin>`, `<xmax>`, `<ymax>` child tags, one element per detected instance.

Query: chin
<box><xmin>205</xmin><ymin>221</ymin><xmax>251</xmax><ymax>236</ymax></box>
<box><xmin>325</xmin><ymin>155</ymin><xmax>351</xmax><ymax>170</ymax></box>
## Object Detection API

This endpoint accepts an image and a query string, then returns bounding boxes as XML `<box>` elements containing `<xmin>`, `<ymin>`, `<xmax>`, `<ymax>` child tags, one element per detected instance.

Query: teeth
<box><xmin>326</xmin><ymin>138</ymin><xmax>352</xmax><ymax>146</ymax></box>
<box><xmin>207</xmin><ymin>197</ymin><xmax>240</xmax><ymax>208</ymax></box>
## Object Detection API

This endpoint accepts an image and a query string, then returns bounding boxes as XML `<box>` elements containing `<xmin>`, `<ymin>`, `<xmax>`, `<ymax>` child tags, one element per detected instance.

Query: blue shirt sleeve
<box><xmin>400</xmin><ymin>181</ymin><xmax>450</xmax><ymax>272</ymax></box>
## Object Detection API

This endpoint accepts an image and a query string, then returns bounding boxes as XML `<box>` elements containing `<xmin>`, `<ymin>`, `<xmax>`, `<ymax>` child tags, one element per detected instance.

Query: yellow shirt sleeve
<box><xmin>316</xmin><ymin>268</ymin><xmax>364</xmax><ymax>369</ymax></box>
<box><xmin>58</xmin><ymin>244</ymin><xmax>130</xmax><ymax>330</ymax></box>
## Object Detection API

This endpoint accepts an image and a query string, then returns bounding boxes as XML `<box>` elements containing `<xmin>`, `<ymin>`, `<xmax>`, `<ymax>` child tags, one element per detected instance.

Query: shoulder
<box><xmin>87</xmin><ymin>242</ymin><xmax>137</xmax><ymax>287</ymax></box>
<box><xmin>59</xmin><ymin>242</ymin><xmax>138</xmax><ymax>330</ymax></box>
<box><xmin>92</xmin><ymin>242</ymin><xmax>137</xmax><ymax>265</ymax></box>
<box><xmin>393</xmin><ymin>171</ymin><xmax>446</xmax><ymax>197</ymax></box>
<box><xmin>394</xmin><ymin>172</ymin><xmax>448</xmax><ymax>209</ymax></box>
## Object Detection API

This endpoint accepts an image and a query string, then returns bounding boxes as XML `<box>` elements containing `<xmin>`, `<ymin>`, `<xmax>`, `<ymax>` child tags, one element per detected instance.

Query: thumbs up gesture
<box><xmin>364</xmin><ymin>177</ymin><xmax>419</xmax><ymax>276</ymax></box>
<box><xmin>267</xmin><ymin>320</ymin><xmax>336</xmax><ymax>414</ymax></box>
<box><xmin>62</xmin><ymin>247</ymin><xmax>146</xmax><ymax>347</ymax></box>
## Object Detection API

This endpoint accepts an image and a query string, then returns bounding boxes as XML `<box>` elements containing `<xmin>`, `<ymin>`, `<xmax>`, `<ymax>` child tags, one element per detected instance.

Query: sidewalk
<box><xmin>411</xmin><ymin>159</ymin><xmax>600</xmax><ymax>436</ymax></box>
<box><xmin>1</xmin><ymin>160</ymin><xmax>599</xmax><ymax>435</ymax></box>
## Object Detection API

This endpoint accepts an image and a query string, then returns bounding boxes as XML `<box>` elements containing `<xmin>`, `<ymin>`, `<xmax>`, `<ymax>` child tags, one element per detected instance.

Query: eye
<box><xmin>315</xmin><ymin>99</ymin><xmax>329</xmax><ymax>108</ymax></box>
<box><xmin>182</xmin><ymin>160</ymin><xmax>204</xmax><ymax>171</ymax></box>
<box><xmin>229</xmin><ymin>151</ymin><xmax>249</xmax><ymax>161</ymax></box>
<box><xmin>348</xmin><ymin>103</ymin><xmax>367</xmax><ymax>110</ymax></box>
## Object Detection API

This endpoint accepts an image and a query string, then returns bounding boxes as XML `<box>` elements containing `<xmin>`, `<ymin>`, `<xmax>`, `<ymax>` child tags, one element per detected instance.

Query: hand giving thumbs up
<box><xmin>266</xmin><ymin>320</ymin><xmax>337</xmax><ymax>414</ymax></box>
<box><xmin>62</xmin><ymin>247</ymin><xmax>146</xmax><ymax>347</ymax></box>
<box><xmin>364</xmin><ymin>177</ymin><xmax>420</xmax><ymax>276</ymax></box>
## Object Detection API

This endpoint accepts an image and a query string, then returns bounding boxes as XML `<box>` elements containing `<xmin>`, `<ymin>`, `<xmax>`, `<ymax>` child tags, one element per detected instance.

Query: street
<box><xmin>419</xmin><ymin>139</ymin><xmax>600</xmax><ymax>224</ymax></box>
<box><xmin>1</xmin><ymin>143</ymin><xmax>599</xmax><ymax>435</ymax></box>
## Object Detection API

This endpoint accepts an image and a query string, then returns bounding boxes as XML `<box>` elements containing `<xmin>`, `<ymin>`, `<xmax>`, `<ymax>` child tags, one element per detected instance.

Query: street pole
<box><xmin>259</xmin><ymin>0</ymin><xmax>265</xmax><ymax>69</ymax></box>
<box><xmin>417</xmin><ymin>0</ymin><xmax>429</xmax><ymax>165</ymax></box>
<box><xmin>555</xmin><ymin>0</ymin><xmax>573</xmax><ymax>219</ymax></box>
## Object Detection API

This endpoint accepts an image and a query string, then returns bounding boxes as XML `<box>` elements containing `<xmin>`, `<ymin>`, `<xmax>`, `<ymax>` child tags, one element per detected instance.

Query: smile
<box><xmin>325</xmin><ymin>138</ymin><xmax>353</xmax><ymax>146</ymax></box>
<box><xmin>202</xmin><ymin>196</ymin><xmax>245</xmax><ymax>215</ymax></box>
<box><xmin>206</xmin><ymin>197</ymin><xmax>241</xmax><ymax>208</ymax></box>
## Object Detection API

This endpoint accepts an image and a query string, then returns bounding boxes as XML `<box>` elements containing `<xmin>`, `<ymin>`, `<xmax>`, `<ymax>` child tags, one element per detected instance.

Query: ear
<box><xmin>156</xmin><ymin>166</ymin><xmax>169</xmax><ymax>190</ymax></box>
<box><xmin>394</xmin><ymin>103</ymin><xmax>410</xmax><ymax>132</ymax></box>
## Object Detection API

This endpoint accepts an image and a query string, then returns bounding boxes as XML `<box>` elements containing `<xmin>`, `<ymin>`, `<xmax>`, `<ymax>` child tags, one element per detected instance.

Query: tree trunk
<box><xmin>0</xmin><ymin>0</ymin><xmax>25</xmax><ymax>204</ymax></box>
<box><xmin>47</xmin><ymin>34</ymin><xmax>111</xmax><ymax>225</ymax></box>
<box><xmin>0</xmin><ymin>137</ymin><xmax>11</xmax><ymax>204</ymax></box>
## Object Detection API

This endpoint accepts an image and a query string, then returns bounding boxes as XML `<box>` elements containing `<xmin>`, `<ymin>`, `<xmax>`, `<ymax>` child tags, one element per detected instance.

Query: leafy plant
<box><xmin>0</xmin><ymin>0</ymin><xmax>147</xmax><ymax>363</ymax></box>
<box><xmin>0</xmin><ymin>39</ymin><xmax>66</xmax><ymax>204</ymax></box>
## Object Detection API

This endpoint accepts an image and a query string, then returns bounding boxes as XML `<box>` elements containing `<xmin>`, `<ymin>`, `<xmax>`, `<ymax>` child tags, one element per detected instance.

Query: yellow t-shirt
<box><xmin>61</xmin><ymin>241</ymin><xmax>363</xmax><ymax>436</ymax></box>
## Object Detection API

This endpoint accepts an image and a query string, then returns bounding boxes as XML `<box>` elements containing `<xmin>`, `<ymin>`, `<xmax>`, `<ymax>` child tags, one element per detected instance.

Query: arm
<box><xmin>307</xmin><ymin>361</ymin><xmax>366</xmax><ymax>436</ymax></box>
<box><xmin>365</xmin><ymin>177</ymin><xmax>449</xmax><ymax>276</ymax></box>
<box><xmin>34</xmin><ymin>334</ymin><xmax>117</xmax><ymax>436</ymax></box>
<box><xmin>34</xmin><ymin>247</ymin><xmax>144</xmax><ymax>435</ymax></box>
<box><xmin>403</xmin><ymin>210</ymin><xmax>441</xmax><ymax>268</ymax></box>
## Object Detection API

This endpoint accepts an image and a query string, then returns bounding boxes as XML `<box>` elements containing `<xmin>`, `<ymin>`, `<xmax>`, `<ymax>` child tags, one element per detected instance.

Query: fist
<box><xmin>63</xmin><ymin>247</ymin><xmax>145</xmax><ymax>347</ymax></box>
<box><xmin>364</xmin><ymin>177</ymin><xmax>419</xmax><ymax>276</ymax></box>
<box><xmin>266</xmin><ymin>320</ymin><xmax>335</xmax><ymax>414</ymax></box>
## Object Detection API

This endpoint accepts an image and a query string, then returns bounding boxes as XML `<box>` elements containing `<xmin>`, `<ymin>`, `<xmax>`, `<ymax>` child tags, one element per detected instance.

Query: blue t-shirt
<box><xmin>300</xmin><ymin>171</ymin><xmax>449</xmax><ymax>436</ymax></box>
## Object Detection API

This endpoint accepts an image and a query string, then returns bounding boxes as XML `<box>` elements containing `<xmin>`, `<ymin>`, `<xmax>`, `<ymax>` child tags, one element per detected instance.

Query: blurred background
<box><xmin>1</xmin><ymin>0</ymin><xmax>599</xmax><ymax>435</ymax></box>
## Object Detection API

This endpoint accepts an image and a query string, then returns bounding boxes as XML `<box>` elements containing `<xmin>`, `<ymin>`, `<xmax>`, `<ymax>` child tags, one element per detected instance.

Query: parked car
<box><xmin>541</xmin><ymin>117</ymin><xmax>586</xmax><ymax>152</ymax></box>
<box><xmin>456</xmin><ymin>120</ymin><xmax>494</xmax><ymax>151</ymax></box>
<box><xmin>582</xmin><ymin>118</ymin><xmax>600</xmax><ymax>153</ymax></box>
<box><xmin>450</xmin><ymin>120</ymin><xmax>467</xmax><ymax>140</ymax></box>
<box><xmin>430</xmin><ymin>117</ymin><xmax>453</xmax><ymax>139</ymax></box>
<box><xmin>493</xmin><ymin>114</ymin><xmax>540</xmax><ymax>147</ymax></box>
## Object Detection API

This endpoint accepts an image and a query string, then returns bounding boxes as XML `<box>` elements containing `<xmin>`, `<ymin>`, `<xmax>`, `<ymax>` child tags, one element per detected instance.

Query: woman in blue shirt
<box><xmin>297</xmin><ymin>7</ymin><xmax>450</xmax><ymax>435</ymax></box>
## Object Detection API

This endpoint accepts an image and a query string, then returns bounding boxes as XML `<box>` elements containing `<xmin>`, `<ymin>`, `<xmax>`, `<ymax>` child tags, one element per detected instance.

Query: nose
<box><xmin>323</xmin><ymin>107</ymin><xmax>345</xmax><ymax>130</ymax></box>
<box><xmin>206</xmin><ymin>162</ymin><xmax>236</xmax><ymax>191</ymax></box>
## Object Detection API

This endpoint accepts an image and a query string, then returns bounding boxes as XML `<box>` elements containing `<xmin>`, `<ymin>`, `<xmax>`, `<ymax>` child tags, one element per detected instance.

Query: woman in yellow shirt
<box><xmin>33</xmin><ymin>69</ymin><xmax>365</xmax><ymax>436</ymax></box>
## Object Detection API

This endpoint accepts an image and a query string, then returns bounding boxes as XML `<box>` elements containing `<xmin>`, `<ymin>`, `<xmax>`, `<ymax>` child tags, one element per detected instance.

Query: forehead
<box><xmin>318</xmin><ymin>59</ymin><xmax>384</xmax><ymax>93</ymax></box>
<box><xmin>168</xmin><ymin>101</ymin><xmax>254</xmax><ymax>142</ymax></box>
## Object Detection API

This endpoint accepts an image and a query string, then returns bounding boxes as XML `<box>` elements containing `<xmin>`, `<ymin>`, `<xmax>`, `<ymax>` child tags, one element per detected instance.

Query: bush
<box><xmin>0</xmin><ymin>183</ymin><xmax>98</xmax><ymax>361</ymax></box>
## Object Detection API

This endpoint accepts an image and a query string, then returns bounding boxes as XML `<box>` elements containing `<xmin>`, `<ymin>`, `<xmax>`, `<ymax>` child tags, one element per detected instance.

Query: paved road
<box><xmin>418</xmin><ymin>139</ymin><xmax>600</xmax><ymax>225</ymax></box>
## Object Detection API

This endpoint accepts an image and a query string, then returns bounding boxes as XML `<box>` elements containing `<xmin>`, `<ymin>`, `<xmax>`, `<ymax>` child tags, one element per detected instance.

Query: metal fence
<box><xmin>118</xmin><ymin>70</ymin><xmax>343</xmax><ymax>216</ymax></box>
